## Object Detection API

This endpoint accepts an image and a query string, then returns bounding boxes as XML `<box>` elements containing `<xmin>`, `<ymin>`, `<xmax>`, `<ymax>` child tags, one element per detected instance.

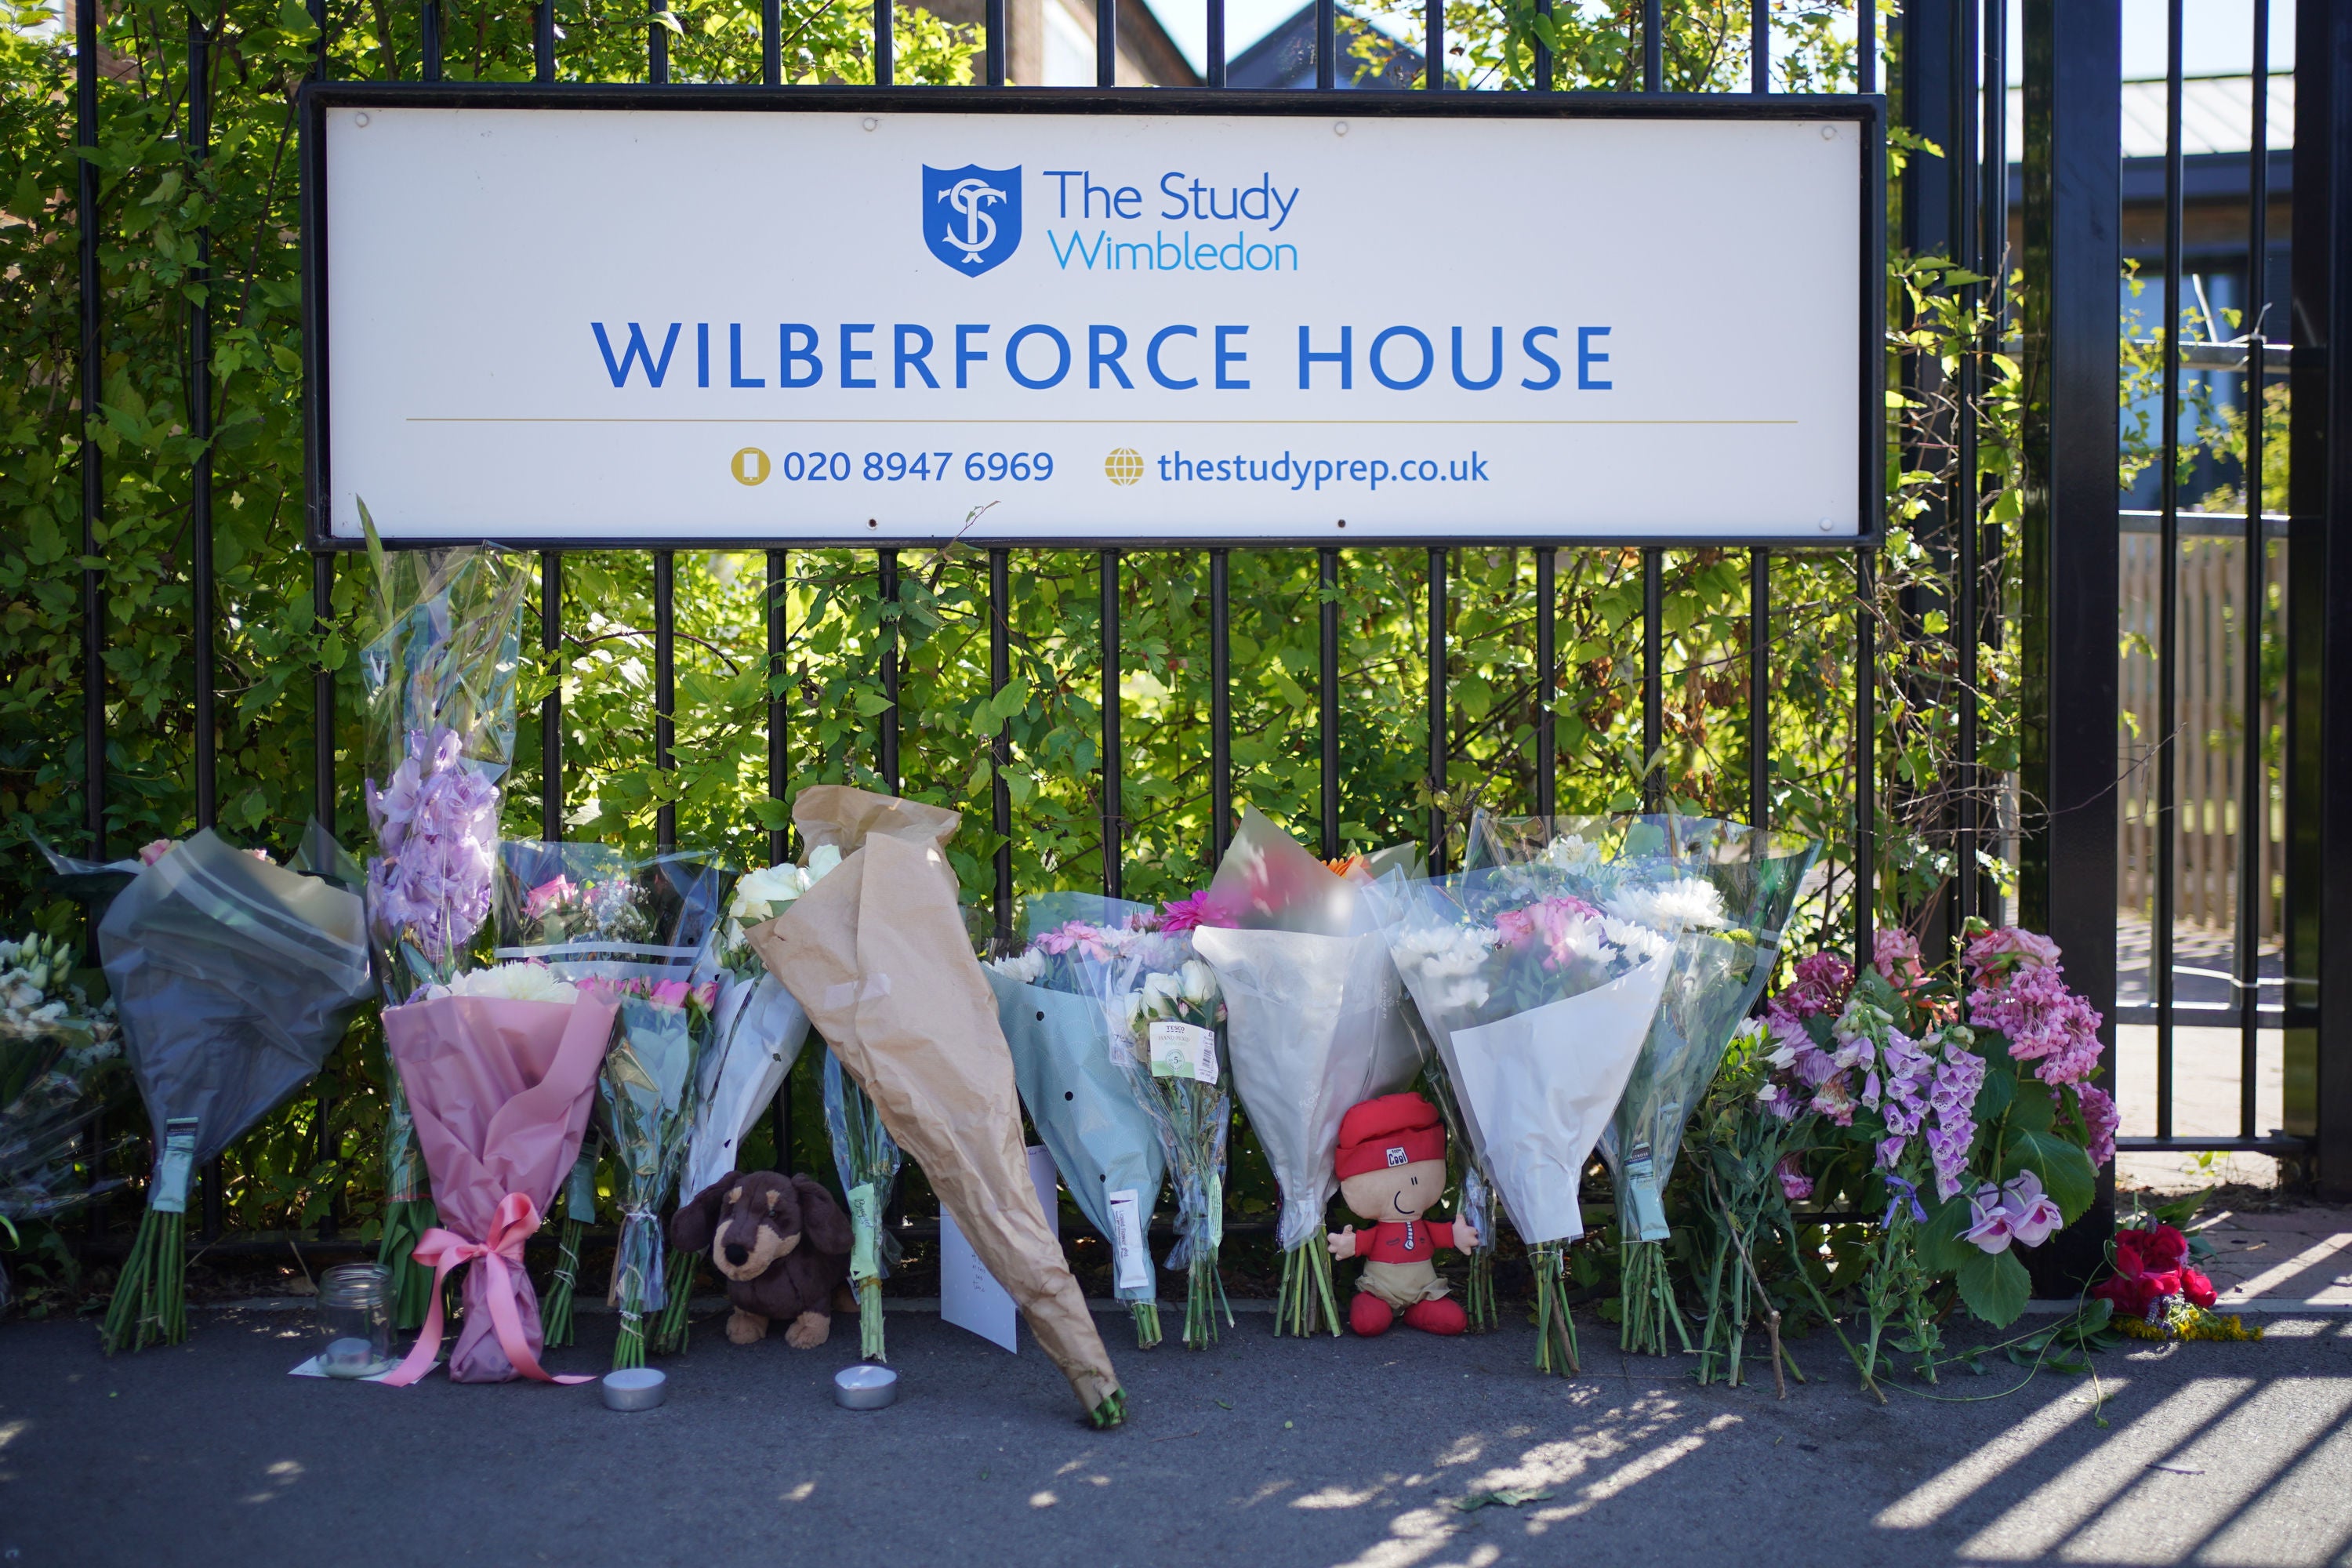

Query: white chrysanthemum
<box><xmin>1392</xmin><ymin>924</ymin><xmax>1498</xmax><ymax>1013</ymax></box>
<box><xmin>1538</xmin><ymin>834</ymin><xmax>1602</xmax><ymax>873</ymax></box>
<box><xmin>1606</xmin><ymin>878</ymin><xmax>1729</xmax><ymax>933</ymax></box>
<box><xmin>435</xmin><ymin>962</ymin><xmax>579</xmax><ymax>1004</ymax></box>
<box><xmin>1599</xmin><ymin>917</ymin><xmax>1671</xmax><ymax>964</ymax></box>
<box><xmin>987</xmin><ymin>948</ymin><xmax>1047</xmax><ymax>983</ymax></box>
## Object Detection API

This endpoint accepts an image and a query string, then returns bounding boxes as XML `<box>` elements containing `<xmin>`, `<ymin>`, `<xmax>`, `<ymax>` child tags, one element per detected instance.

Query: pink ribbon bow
<box><xmin>382</xmin><ymin>1192</ymin><xmax>590</xmax><ymax>1387</ymax></box>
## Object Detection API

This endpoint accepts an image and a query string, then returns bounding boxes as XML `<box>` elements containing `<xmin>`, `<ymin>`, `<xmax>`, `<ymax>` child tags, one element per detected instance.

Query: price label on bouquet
<box><xmin>1148</xmin><ymin>1021</ymin><xmax>1219</xmax><ymax>1087</ymax></box>
<box><xmin>846</xmin><ymin>1182</ymin><xmax>880</xmax><ymax>1282</ymax></box>
<box><xmin>152</xmin><ymin>1119</ymin><xmax>199</xmax><ymax>1214</ymax></box>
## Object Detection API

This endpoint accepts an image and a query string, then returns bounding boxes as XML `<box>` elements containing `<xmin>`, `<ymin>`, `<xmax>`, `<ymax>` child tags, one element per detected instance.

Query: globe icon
<box><xmin>1103</xmin><ymin>448</ymin><xmax>1145</xmax><ymax>486</ymax></box>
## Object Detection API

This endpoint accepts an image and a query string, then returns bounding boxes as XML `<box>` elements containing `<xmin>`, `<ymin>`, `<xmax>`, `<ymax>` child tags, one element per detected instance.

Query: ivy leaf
<box><xmin>1955</xmin><ymin>1247</ymin><xmax>2031</xmax><ymax>1328</ymax></box>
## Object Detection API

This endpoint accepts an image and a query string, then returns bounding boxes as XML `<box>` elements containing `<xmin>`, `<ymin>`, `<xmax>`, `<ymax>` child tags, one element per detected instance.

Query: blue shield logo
<box><xmin>923</xmin><ymin>165</ymin><xmax>1022</xmax><ymax>277</ymax></box>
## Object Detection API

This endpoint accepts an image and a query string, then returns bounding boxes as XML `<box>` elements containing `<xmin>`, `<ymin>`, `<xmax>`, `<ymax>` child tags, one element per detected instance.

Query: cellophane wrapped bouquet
<box><xmin>656</xmin><ymin>848</ymin><xmax>837</xmax><ymax>1352</ymax></box>
<box><xmin>1183</xmin><ymin>807</ymin><xmax>1426</xmax><ymax>1338</ymax></box>
<box><xmin>495</xmin><ymin>844</ymin><xmax>735</xmax><ymax>1368</ymax></box>
<box><xmin>358</xmin><ymin>532</ymin><xmax>532</xmax><ymax>1328</ymax></box>
<box><xmin>96</xmin><ymin>833</ymin><xmax>373</xmax><ymax>1351</ymax></box>
<box><xmin>0</xmin><ymin>933</ymin><xmax>123</xmax><ymax>1312</ymax></box>
<box><xmin>1382</xmin><ymin>868</ymin><xmax>1682</xmax><ymax>1374</ymax></box>
<box><xmin>822</xmin><ymin>1045</ymin><xmax>901</xmax><ymax>1360</ymax></box>
<box><xmin>1465</xmin><ymin>813</ymin><xmax>1821</xmax><ymax>1357</ymax></box>
<box><xmin>1107</xmin><ymin>927</ymin><xmax>1232</xmax><ymax>1350</ymax></box>
<box><xmin>987</xmin><ymin>894</ymin><xmax>1169</xmax><ymax>1348</ymax></box>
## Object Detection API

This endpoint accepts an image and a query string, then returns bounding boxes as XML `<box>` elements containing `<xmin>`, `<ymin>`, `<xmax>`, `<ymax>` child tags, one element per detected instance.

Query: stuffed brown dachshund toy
<box><xmin>669</xmin><ymin>1171</ymin><xmax>856</xmax><ymax>1348</ymax></box>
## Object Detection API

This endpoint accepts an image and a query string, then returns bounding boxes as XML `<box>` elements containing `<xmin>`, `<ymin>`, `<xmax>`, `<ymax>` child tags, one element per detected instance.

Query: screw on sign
<box><xmin>1104</xmin><ymin>448</ymin><xmax>1145</xmax><ymax>486</ymax></box>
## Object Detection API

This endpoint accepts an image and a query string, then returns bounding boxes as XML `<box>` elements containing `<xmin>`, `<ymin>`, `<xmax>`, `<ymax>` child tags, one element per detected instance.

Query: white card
<box><xmin>1106</xmin><ymin>1189</ymin><xmax>1152</xmax><ymax>1292</ymax></box>
<box><xmin>289</xmin><ymin>1353</ymin><xmax>427</xmax><ymax>1382</ymax></box>
<box><xmin>1149</xmin><ymin>1020</ymin><xmax>1218</xmax><ymax>1086</ymax></box>
<box><xmin>940</xmin><ymin>1145</ymin><xmax>1060</xmax><ymax>1354</ymax></box>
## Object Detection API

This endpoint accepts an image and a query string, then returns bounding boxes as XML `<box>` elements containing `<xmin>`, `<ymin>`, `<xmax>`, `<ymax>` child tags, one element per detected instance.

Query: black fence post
<box><xmin>76</xmin><ymin>0</ymin><xmax>103</xmax><ymax>863</ymax></box>
<box><xmin>2285</xmin><ymin>0</ymin><xmax>2352</xmax><ymax>1196</ymax></box>
<box><xmin>2018</xmin><ymin>0</ymin><xmax>2122</xmax><ymax>1267</ymax></box>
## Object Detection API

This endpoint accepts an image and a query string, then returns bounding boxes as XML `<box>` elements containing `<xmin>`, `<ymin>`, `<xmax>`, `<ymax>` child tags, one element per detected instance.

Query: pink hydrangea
<box><xmin>1971</xmin><ymin>961</ymin><xmax>2103</xmax><ymax>1086</ymax></box>
<box><xmin>1963</xmin><ymin>926</ymin><xmax>2063</xmax><ymax>982</ymax></box>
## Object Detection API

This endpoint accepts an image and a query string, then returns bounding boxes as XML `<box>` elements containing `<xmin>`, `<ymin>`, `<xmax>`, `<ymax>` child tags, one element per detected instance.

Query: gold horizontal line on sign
<box><xmin>405</xmin><ymin>416</ymin><xmax>1800</xmax><ymax>426</ymax></box>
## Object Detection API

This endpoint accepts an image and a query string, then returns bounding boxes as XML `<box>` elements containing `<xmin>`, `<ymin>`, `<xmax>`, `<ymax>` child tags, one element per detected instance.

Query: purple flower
<box><xmin>1875</xmin><ymin>1134</ymin><xmax>1907</xmax><ymax>1171</ymax></box>
<box><xmin>1776</xmin><ymin>1156</ymin><xmax>1813</xmax><ymax>1202</ymax></box>
<box><xmin>365</xmin><ymin>724</ymin><xmax>499</xmax><ymax>967</ymax></box>
<box><xmin>1962</xmin><ymin>1171</ymin><xmax>2065</xmax><ymax>1253</ymax></box>
<box><xmin>1767</xmin><ymin>951</ymin><xmax>1855</xmax><ymax>1029</ymax></box>
<box><xmin>1971</xmin><ymin>962</ymin><xmax>2104</xmax><ymax>1086</ymax></box>
<box><xmin>2077</xmin><ymin>1082</ymin><xmax>2120</xmax><ymax>1169</ymax></box>
<box><xmin>1925</xmin><ymin>1120</ymin><xmax>1976</xmax><ymax>1203</ymax></box>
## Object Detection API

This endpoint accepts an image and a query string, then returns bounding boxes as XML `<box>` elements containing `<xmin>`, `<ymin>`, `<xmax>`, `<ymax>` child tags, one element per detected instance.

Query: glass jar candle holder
<box><xmin>314</xmin><ymin>1261</ymin><xmax>394</xmax><ymax>1378</ymax></box>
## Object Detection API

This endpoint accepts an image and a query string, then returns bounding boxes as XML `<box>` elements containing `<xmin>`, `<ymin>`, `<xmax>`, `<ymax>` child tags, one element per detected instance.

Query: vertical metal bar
<box><xmin>1316</xmin><ymin>0</ymin><xmax>1334</xmax><ymax>90</ymax></box>
<box><xmin>314</xmin><ymin>554</ymin><xmax>335</xmax><ymax>829</ymax></box>
<box><xmin>1641</xmin><ymin>548</ymin><xmax>1662</xmax><ymax>810</ymax></box>
<box><xmin>2154</xmin><ymin>0</ymin><xmax>2183</xmax><ymax>1140</ymax></box>
<box><xmin>190</xmin><ymin>16</ymin><xmax>214</xmax><ymax>837</ymax></box>
<box><xmin>77</xmin><ymin>0</ymin><xmax>102</xmax><ymax>860</ymax></box>
<box><xmin>1535</xmin><ymin>549</ymin><xmax>1556</xmax><ymax>819</ymax></box>
<box><xmin>1858</xmin><ymin>0</ymin><xmax>1875</xmax><ymax>96</ymax></box>
<box><xmin>190</xmin><ymin>12</ymin><xmax>220</xmax><ymax>1243</ymax></box>
<box><xmin>1210</xmin><ymin>550</ymin><xmax>1232</xmax><ymax>866</ymax></box>
<box><xmin>1427</xmin><ymin>547</ymin><xmax>1446</xmax><ymax>869</ymax></box>
<box><xmin>649</xmin><ymin>0</ymin><xmax>667</xmax><ymax>82</ymax></box>
<box><xmin>541</xmin><ymin>554</ymin><xmax>562</xmax><ymax>840</ymax></box>
<box><xmin>1642</xmin><ymin>0</ymin><xmax>1661</xmax><ymax>91</ymax></box>
<box><xmin>2240</xmin><ymin>0</ymin><xmax>2270</xmax><ymax>1137</ymax></box>
<box><xmin>985</xmin><ymin>0</ymin><xmax>1004</xmax><ymax>85</ymax></box>
<box><xmin>1207</xmin><ymin>0</ymin><xmax>1225</xmax><ymax>88</ymax></box>
<box><xmin>535</xmin><ymin>0</ymin><xmax>554</xmax><ymax>78</ymax></box>
<box><xmin>1094</xmin><ymin>0</ymin><xmax>1113</xmax><ymax>85</ymax></box>
<box><xmin>1955</xmin><ymin>0</ymin><xmax>1982</xmax><ymax>927</ymax></box>
<box><xmin>767</xmin><ymin>550</ymin><xmax>789</xmax><ymax>865</ymax></box>
<box><xmin>2020</xmin><ymin>0</ymin><xmax>2122</xmax><ymax>1246</ymax></box>
<box><xmin>2283</xmin><ymin>0</ymin><xmax>2352</xmax><ymax>1191</ymax></box>
<box><xmin>878</xmin><ymin>550</ymin><xmax>900</xmax><ymax>796</ymax></box>
<box><xmin>1856</xmin><ymin>550</ymin><xmax>1876</xmax><ymax>967</ymax></box>
<box><xmin>875</xmin><ymin>0</ymin><xmax>893</xmax><ymax>85</ymax></box>
<box><xmin>763</xmin><ymin>0</ymin><xmax>782</xmax><ymax>82</ymax></box>
<box><xmin>1319</xmin><ymin>547</ymin><xmax>1340</xmax><ymax>859</ymax></box>
<box><xmin>1100</xmin><ymin>550</ymin><xmax>1120</xmax><ymax>897</ymax></box>
<box><xmin>1749</xmin><ymin>550</ymin><xmax>1769</xmax><ymax>832</ymax></box>
<box><xmin>654</xmin><ymin>552</ymin><xmax>676</xmax><ymax>851</ymax></box>
<box><xmin>422</xmin><ymin>0</ymin><xmax>441</xmax><ymax>79</ymax></box>
<box><xmin>1749</xmin><ymin>0</ymin><xmax>1767</xmax><ymax>92</ymax></box>
<box><xmin>1534</xmin><ymin>0</ymin><xmax>1550</xmax><ymax>92</ymax></box>
<box><xmin>990</xmin><ymin>548</ymin><xmax>1012</xmax><ymax>940</ymax></box>
<box><xmin>1425</xmin><ymin>0</ymin><xmax>1443</xmax><ymax>89</ymax></box>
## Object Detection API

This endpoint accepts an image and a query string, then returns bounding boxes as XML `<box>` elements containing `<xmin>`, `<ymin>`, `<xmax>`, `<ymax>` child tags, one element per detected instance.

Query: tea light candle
<box><xmin>320</xmin><ymin>1338</ymin><xmax>376</xmax><ymax>1379</ymax></box>
<box><xmin>833</xmin><ymin>1364</ymin><xmax>898</xmax><ymax>1410</ymax></box>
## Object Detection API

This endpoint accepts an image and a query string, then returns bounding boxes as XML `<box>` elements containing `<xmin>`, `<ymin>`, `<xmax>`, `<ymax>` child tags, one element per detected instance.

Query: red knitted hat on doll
<box><xmin>1335</xmin><ymin>1092</ymin><xmax>1446</xmax><ymax>1179</ymax></box>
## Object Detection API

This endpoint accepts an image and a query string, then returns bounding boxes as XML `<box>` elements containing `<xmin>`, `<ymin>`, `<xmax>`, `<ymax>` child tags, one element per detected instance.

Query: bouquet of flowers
<box><xmin>988</xmin><ymin>895</ymin><xmax>1168</xmax><ymax>1348</ymax></box>
<box><xmin>654</xmin><ymin>850</ymin><xmax>838</xmax><ymax>1352</ymax></box>
<box><xmin>1185</xmin><ymin>807</ymin><xmax>1425</xmax><ymax>1338</ymax></box>
<box><xmin>497</xmin><ymin>844</ymin><xmax>735</xmax><ymax>1369</ymax></box>
<box><xmin>0</xmin><ymin>933</ymin><xmax>125</xmax><ymax>1312</ymax></box>
<box><xmin>1466</xmin><ymin>814</ymin><xmax>1822</xmax><ymax>1356</ymax></box>
<box><xmin>1108</xmin><ymin>927</ymin><xmax>1232</xmax><ymax>1351</ymax></box>
<box><xmin>1752</xmin><ymin>924</ymin><xmax>2116</xmax><ymax>1395</ymax></box>
<box><xmin>2096</xmin><ymin>1224</ymin><xmax>2258</xmax><ymax>1341</ymax></box>
<box><xmin>822</xmin><ymin>1045</ymin><xmax>900</xmax><ymax>1360</ymax></box>
<box><xmin>1382</xmin><ymin>869</ymin><xmax>1682</xmax><ymax>1374</ymax></box>
<box><xmin>358</xmin><ymin>535</ymin><xmax>532</xmax><ymax>1327</ymax></box>
<box><xmin>747</xmin><ymin>787</ymin><xmax>1122</xmax><ymax>1425</ymax></box>
<box><xmin>95</xmin><ymin>831</ymin><xmax>373</xmax><ymax>1352</ymax></box>
<box><xmin>378</xmin><ymin>961</ymin><xmax>617</xmax><ymax>1385</ymax></box>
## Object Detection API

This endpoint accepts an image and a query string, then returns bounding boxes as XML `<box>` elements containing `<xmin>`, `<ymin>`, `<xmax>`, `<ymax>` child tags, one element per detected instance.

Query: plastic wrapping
<box><xmin>379</xmin><ymin>993</ymin><xmax>616</xmax><ymax>1383</ymax></box>
<box><xmin>822</xmin><ymin>1047</ymin><xmax>902</xmax><ymax>1359</ymax></box>
<box><xmin>0</xmin><ymin>935</ymin><xmax>126</xmax><ymax>1312</ymax></box>
<box><xmin>100</xmin><ymin>830</ymin><xmax>372</xmax><ymax>1167</ymax></box>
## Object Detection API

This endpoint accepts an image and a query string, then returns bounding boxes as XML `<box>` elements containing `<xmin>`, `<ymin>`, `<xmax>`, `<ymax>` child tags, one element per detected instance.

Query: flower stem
<box><xmin>651</xmin><ymin>1247</ymin><xmax>700</xmax><ymax>1356</ymax></box>
<box><xmin>1530</xmin><ymin>1241</ymin><xmax>1581</xmax><ymax>1376</ymax></box>
<box><xmin>858</xmin><ymin>1277</ymin><xmax>885</xmax><ymax>1362</ymax></box>
<box><xmin>378</xmin><ymin>1196</ymin><xmax>442</xmax><ymax>1333</ymax></box>
<box><xmin>1131</xmin><ymin>1298</ymin><xmax>1161</xmax><ymax>1349</ymax></box>
<box><xmin>542</xmin><ymin>1218</ymin><xmax>586</xmax><ymax>1348</ymax></box>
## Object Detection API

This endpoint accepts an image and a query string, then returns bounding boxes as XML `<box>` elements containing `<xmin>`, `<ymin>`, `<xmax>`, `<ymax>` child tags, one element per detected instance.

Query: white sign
<box><xmin>317</xmin><ymin>103</ymin><xmax>1867</xmax><ymax>544</ymax></box>
<box><xmin>938</xmin><ymin>1145</ymin><xmax>1060</xmax><ymax>1353</ymax></box>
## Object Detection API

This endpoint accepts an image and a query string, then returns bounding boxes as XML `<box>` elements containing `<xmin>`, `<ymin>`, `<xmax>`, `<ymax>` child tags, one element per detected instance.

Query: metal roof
<box><xmin>2004</xmin><ymin>74</ymin><xmax>2293</xmax><ymax>161</ymax></box>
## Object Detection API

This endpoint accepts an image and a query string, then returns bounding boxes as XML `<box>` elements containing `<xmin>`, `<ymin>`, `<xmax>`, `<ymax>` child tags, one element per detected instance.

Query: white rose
<box><xmin>1178</xmin><ymin>960</ymin><xmax>1218</xmax><ymax>1007</ymax></box>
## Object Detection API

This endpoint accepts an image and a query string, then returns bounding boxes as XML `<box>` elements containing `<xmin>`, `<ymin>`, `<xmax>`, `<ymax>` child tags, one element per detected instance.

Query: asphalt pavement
<box><xmin>4</xmin><ymin>1301</ymin><xmax>2350</xmax><ymax>1566</ymax></box>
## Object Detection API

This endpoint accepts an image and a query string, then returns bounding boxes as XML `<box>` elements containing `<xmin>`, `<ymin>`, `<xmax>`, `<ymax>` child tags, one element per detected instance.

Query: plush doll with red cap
<box><xmin>1326</xmin><ymin>1092</ymin><xmax>1479</xmax><ymax>1337</ymax></box>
